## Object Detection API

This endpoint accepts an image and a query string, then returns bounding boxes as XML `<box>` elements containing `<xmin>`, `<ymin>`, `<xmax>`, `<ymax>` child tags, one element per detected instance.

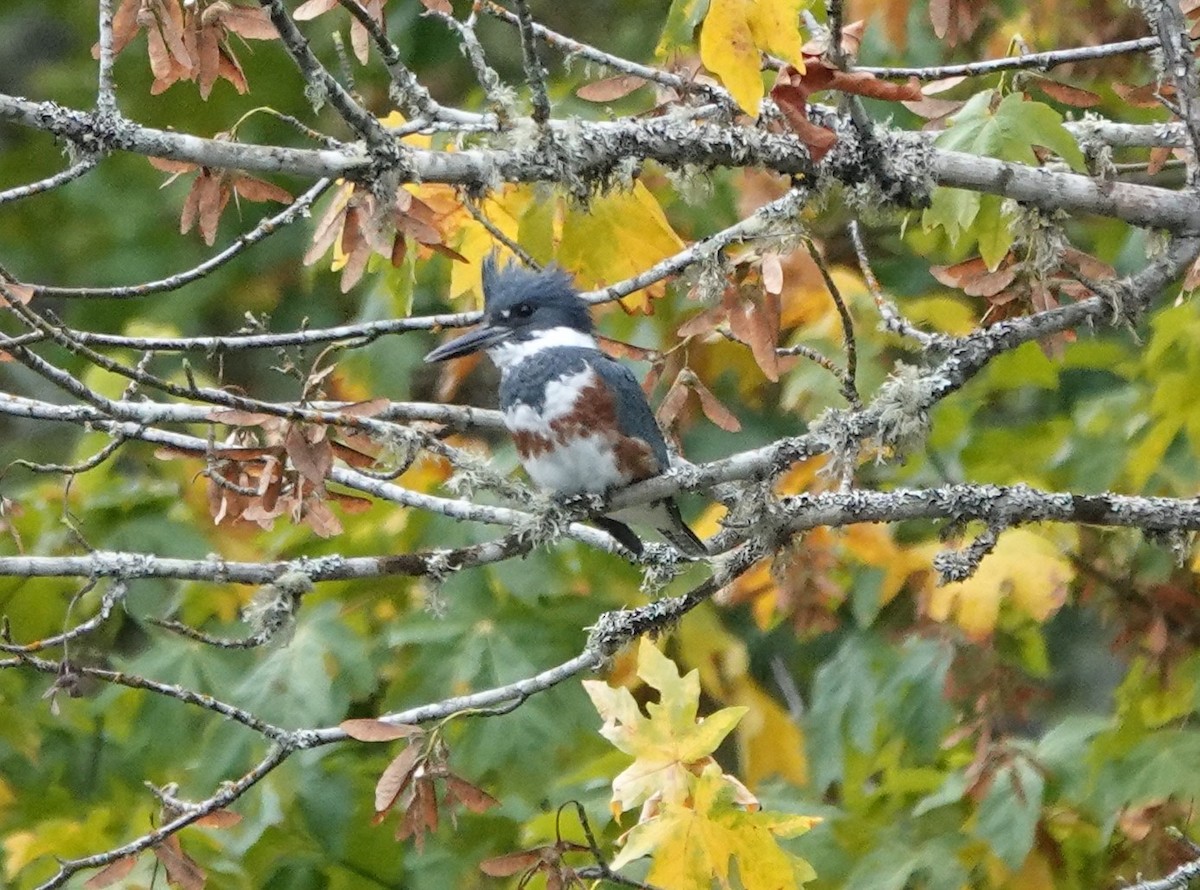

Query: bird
<box><xmin>424</xmin><ymin>258</ymin><xmax>707</xmax><ymax>558</ymax></box>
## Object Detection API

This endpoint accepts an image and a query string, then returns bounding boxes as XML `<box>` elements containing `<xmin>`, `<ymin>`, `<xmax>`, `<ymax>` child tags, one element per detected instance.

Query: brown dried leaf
<box><xmin>196</xmin><ymin>23</ymin><xmax>221</xmax><ymax>99</ymax></box>
<box><xmin>929</xmin><ymin>0</ymin><xmax>950</xmax><ymax>38</ymax></box>
<box><xmin>1147</xmin><ymin>145</ymin><xmax>1173</xmax><ymax>176</ymax></box>
<box><xmin>656</xmin><ymin>377</ymin><xmax>691</xmax><ymax>429</ymax></box>
<box><xmin>1113</xmin><ymin>81</ymin><xmax>1172</xmax><ymax>108</ymax></box>
<box><xmin>351</xmin><ymin>16</ymin><xmax>370</xmax><ymax>65</ymax></box>
<box><xmin>596</xmin><ymin>335</ymin><xmax>661</xmax><ymax>362</ymax></box>
<box><xmin>217</xmin><ymin>43</ymin><xmax>249</xmax><ymax>95</ymax></box>
<box><xmin>480</xmin><ymin>850</ymin><xmax>543</xmax><ymax>878</ymax></box>
<box><xmin>285</xmin><ymin>425</ymin><xmax>333</xmax><ymax>484</ymax></box>
<box><xmin>1032</xmin><ymin>77</ymin><xmax>1101</xmax><ymax>108</ymax></box>
<box><xmin>931</xmin><ymin>256</ymin><xmax>1018</xmax><ymax>297</ymax></box>
<box><xmin>305</xmin><ymin>188</ymin><xmax>352</xmax><ymax>266</ymax></box>
<box><xmin>148</xmin><ymin>156</ymin><xmax>197</xmax><ymax>175</ymax></box>
<box><xmin>109</xmin><ymin>0</ymin><xmax>143</xmax><ymax>56</ymax></box>
<box><xmin>328</xmin><ymin>490</ymin><xmax>373</xmax><ymax>513</ymax></box>
<box><xmin>690</xmin><ymin>375</ymin><xmax>742</xmax><ymax>432</ymax></box>
<box><xmin>902</xmin><ymin>96</ymin><xmax>965</xmax><ymax>121</ymax></box>
<box><xmin>922</xmin><ymin>75</ymin><xmax>967</xmax><ymax>95</ymax></box>
<box><xmin>219</xmin><ymin>5</ymin><xmax>278</xmax><ymax>39</ymax></box>
<box><xmin>761</xmin><ymin>252</ymin><xmax>784</xmax><ymax>294</ymax></box>
<box><xmin>152</xmin><ymin>836</ymin><xmax>205</xmax><ymax>890</ymax></box>
<box><xmin>293</xmin><ymin>0</ymin><xmax>338</xmax><ymax>19</ymax></box>
<box><xmin>676</xmin><ymin>305</ymin><xmax>727</xmax><ymax>338</ymax></box>
<box><xmin>232</xmin><ymin>174</ymin><xmax>292</xmax><ymax>204</ymax></box>
<box><xmin>84</xmin><ymin>855</ymin><xmax>140</xmax><ymax>889</ymax></box>
<box><xmin>199</xmin><ymin>177</ymin><xmax>231</xmax><ymax>246</ymax></box>
<box><xmin>577</xmin><ymin>75</ymin><xmax>648</xmax><ymax>102</ymax></box>
<box><xmin>303</xmin><ymin>497</ymin><xmax>343</xmax><ymax>537</ymax></box>
<box><xmin>343</xmin><ymin>718</ymin><xmax>425</xmax><ymax>742</ymax></box>
<box><xmin>194</xmin><ymin>809</ymin><xmax>243</xmax><ymax>828</ymax></box>
<box><xmin>0</xmin><ymin>282</ymin><xmax>35</xmax><ymax>305</ymax></box>
<box><xmin>207</xmin><ymin>409</ymin><xmax>273</xmax><ymax>426</ymax></box>
<box><xmin>146</xmin><ymin>17</ymin><xmax>173</xmax><ymax>79</ymax></box>
<box><xmin>420</xmin><ymin>0</ymin><xmax>452</xmax><ymax>11</ymax></box>
<box><xmin>729</xmin><ymin>295</ymin><xmax>780</xmax><ymax>381</ymax></box>
<box><xmin>338</xmin><ymin>397</ymin><xmax>392</xmax><ymax>418</ymax></box>
<box><xmin>444</xmin><ymin>775</ymin><xmax>499</xmax><ymax>814</ymax></box>
<box><xmin>179</xmin><ymin>177</ymin><xmax>203</xmax><ymax>236</ymax></box>
<box><xmin>340</xmin><ymin>239</ymin><xmax>373</xmax><ymax>293</ymax></box>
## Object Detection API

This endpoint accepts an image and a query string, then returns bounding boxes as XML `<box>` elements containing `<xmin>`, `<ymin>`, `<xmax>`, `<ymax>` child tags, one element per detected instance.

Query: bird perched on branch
<box><xmin>424</xmin><ymin>259</ymin><xmax>707</xmax><ymax>558</ymax></box>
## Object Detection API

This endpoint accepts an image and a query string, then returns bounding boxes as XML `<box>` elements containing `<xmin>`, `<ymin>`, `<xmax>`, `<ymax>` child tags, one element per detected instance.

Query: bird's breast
<box><xmin>501</xmin><ymin>364</ymin><xmax>659</xmax><ymax>494</ymax></box>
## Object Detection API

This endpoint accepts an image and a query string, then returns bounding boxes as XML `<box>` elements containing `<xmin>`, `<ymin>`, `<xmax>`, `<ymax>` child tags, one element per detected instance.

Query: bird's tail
<box><xmin>656</xmin><ymin>499</ymin><xmax>708</xmax><ymax>557</ymax></box>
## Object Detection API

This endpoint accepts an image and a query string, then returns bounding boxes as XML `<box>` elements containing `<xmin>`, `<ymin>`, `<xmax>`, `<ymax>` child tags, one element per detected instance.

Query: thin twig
<box><xmin>0</xmin><ymin>157</ymin><xmax>98</xmax><ymax>207</ymax></box>
<box><xmin>850</xmin><ymin>36</ymin><xmax>1163</xmax><ymax>79</ymax></box>
<box><xmin>463</xmin><ymin>195</ymin><xmax>542</xmax><ymax>269</ymax></box>
<box><xmin>511</xmin><ymin>0</ymin><xmax>552</xmax><ymax>125</ymax></box>
<box><xmin>803</xmin><ymin>236</ymin><xmax>861</xmax><ymax>408</ymax></box>
<box><xmin>848</xmin><ymin>220</ymin><xmax>939</xmax><ymax>347</ymax></box>
<box><xmin>33</xmin><ymin>178</ymin><xmax>333</xmax><ymax>299</ymax></box>
<box><xmin>96</xmin><ymin>0</ymin><xmax>117</xmax><ymax>116</ymax></box>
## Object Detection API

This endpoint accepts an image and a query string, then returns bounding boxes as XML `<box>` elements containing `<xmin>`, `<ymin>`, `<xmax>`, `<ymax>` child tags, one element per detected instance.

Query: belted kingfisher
<box><xmin>424</xmin><ymin>259</ymin><xmax>707</xmax><ymax>557</ymax></box>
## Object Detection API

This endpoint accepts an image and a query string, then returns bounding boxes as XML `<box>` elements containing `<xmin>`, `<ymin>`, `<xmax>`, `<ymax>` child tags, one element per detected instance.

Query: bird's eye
<box><xmin>513</xmin><ymin>302</ymin><xmax>534</xmax><ymax>318</ymax></box>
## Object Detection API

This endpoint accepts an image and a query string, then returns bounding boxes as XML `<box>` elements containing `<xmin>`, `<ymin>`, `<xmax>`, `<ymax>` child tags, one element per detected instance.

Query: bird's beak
<box><xmin>423</xmin><ymin>324</ymin><xmax>509</xmax><ymax>362</ymax></box>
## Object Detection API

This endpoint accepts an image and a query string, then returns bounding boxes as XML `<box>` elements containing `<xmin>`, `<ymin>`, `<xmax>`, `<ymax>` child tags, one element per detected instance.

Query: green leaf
<box><xmin>975</xmin><ymin>757</ymin><xmax>1044</xmax><ymax>869</ymax></box>
<box><xmin>656</xmin><ymin>0</ymin><xmax>711</xmax><ymax>58</ymax></box>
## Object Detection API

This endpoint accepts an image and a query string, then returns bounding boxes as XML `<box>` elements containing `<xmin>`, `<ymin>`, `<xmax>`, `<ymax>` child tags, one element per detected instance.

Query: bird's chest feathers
<box><xmin>500</xmin><ymin>363</ymin><xmax>644</xmax><ymax>493</ymax></box>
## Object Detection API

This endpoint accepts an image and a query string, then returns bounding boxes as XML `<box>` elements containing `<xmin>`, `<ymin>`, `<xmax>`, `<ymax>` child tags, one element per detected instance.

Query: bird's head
<box><xmin>423</xmin><ymin>258</ymin><xmax>595</xmax><ymax>364</ymax></box>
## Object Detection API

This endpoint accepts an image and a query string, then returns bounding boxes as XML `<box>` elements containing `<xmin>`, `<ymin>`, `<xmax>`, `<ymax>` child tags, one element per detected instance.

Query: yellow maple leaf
<box><xmin>610</xmin><ymin>763</ymin><xmax>819</xmax><ymax>889</ymax></box>
<box><xmin>582</xmin><ymin>639</ymin><xmax>748</xmax><ymax>813</ymax></box>
<box><xmin>925</xmin><ymin>528</ymin><xmax>1074</xmax><ymax>639</ymax></box>
<box><xmin>699</xmin><ymin>0</ymin><xmax>807</xmax><ymax>115</ymax></box>
<box><xmin>557</xmin><ymin>182</ymin><xmax>685</xmax><ymax>313</ymax></box>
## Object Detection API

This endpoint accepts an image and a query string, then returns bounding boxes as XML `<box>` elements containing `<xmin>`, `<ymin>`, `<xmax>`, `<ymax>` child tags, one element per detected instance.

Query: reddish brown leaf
<box><xmin>577</xmin><ymin>75</ymin><xmax>648</xmax><ymax>102</ymax></box>
<box><xmin>233</xmin><ymin>175</ymin><xmax>293</xmax><ymax>204</ymax></box>
<box><xmin>84</xmin><ymin>855</ymin><xmax>140</xmax><ymax>889</ymax></box>
<box><xmin>690</xmin><ymin>375</ymin><xmax>742</xmax><ymax>432</ymax></box>
<box><xmin>419</xmin><ymin>0</ymin><xmax>452</xmax><ymax>11</ymax></box>
<box><xmin>207</xmin><ymin>409</ymin><xmax>273</xmax><ymax>426</ymax></box>
<box><xmin>656</xmin><ymin>377</ymin><xmax>691</xmax><ymax>429</ymax></box>
<box><xmin>217</xmin><ymin>44</ymin><xmax>249</xmax><ymax>94</ymax></box>
<box><xmin>676</xmin><ymin>305</ymin><xmax>727</xmax><ymax>338</ymax></box>
<box><xmin>1031</xmin><ymin>77</ymin><xmax>1101</xmax><ymax>108</ymax></box>
<box><xmin>340</xmin><ymin>239</ymin><xmax>373</xmax><ymax>293</ymax></box>
<box><xmin>1113</xmin><ymin>81</ymin><xmax>1172</xmax><ymax>108</ymax></box>
<box><xmin>148</xmin><ymin>156</ymin><xmax>197</xmax><ymax>175</ymax></box>
<box><xmin>152</xmin><ymin>836</ymin><xmax>205</xmax><ymax>890</ymax></box>
<box><xmin>761</xmin><ymin>252</ymin><xmax>784</xmax><ymax>295</ymax></box>
<box><xmin>596</xmin><ymin>335</ymin><xmax>661</xmax><ymax>362</ymax></box>
<box><xmin>922</xmin><ymin>75</ymin><xmax>966</xmax><ymax>95</ymax></box>
<box><xmin>146</xmin><ymin>17</ymin><xmax>173</xmax><ymax>80</ymax></box>
<box><xmin>929</xmin><ymin>0</ymin><xmax>950</xmax><ymax>38</ymax></box>
<box><xmin>194</xmin><ymin>809</ymin><xmax>243</xmax><ymax>828</ymax></box>
<box><xmin>293</xmin><ymin>0</ymin><xmax>338</xmax><ymax>18</ymax></box>
<box><xmin>480</xmin><ymin>850</ymin><xmax>543</xmax><ymax>878</ymax></box>
<box><xmin>338</xmin><ymin>398</ymin><xmax>392</xmax><ymax>418</ymax></box>
<box><xmin>1147</xmin><ymin>146</ymin><xmax>1174</xmax><ymax>176</ymax></box>
<box><xmin>902</xmin><ymin>96</ymin><xmax>965</xmax><ymax>121</ymax></box>
<box><xmin>374</xmin><ymin>748</ymin><xmax>422</xmax><ymax>820</ymax></box>
<box><xmin>179</xmin><ymin>178</ymin><xmax>203</xmax><ymax>237</ymax></box>
<box><xmin>351</xmin><ymin>16</ymin><xmax>370</xmax><ymax>65</ymax></box>
<box><xmin>729</xmin><ymin>294</ymin><xmax>780</xmax><ymax>381</ymax></box>
<box><xmin>0</xmin><ymin>281</ymin><xmax>34</xmax><ymax>306</ymax></box>
<box><xmin>343</xmin><ymin>718</ymin><xmax>424</xmax><ymax>742</ymax></box>
<box><xmin>219</xmin><ymin>5</ymin><xmax>278</xmax><ymax>39</ymax></box>
<box><xmin>109</xmin><ymin>0</ymin><xmax>143</xmax><ymax>56</ymax></box>
<box><xmin>443</xmin><ymin>775</ymin><xmax>499</xmax><ymax>814</ymax></box>
<box><xmin>196</xmin><ymin>23</ymin><xmax>221</xmax><ymax>99</ymax></box>
<box><xmin>285</xmin><ymin>425</ymin><xmax>333</xmax><ymax>484</ymax></box>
